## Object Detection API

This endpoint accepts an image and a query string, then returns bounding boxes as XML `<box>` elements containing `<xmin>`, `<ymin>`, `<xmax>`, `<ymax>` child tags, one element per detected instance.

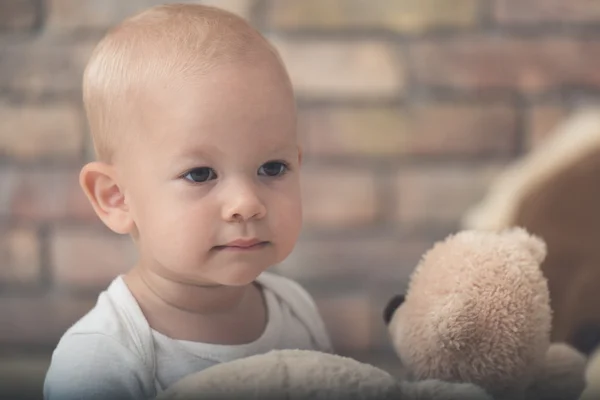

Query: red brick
<box><xmin>0</xmin><ymin>295</ymin><xmax>95</xmax><ymax>345</ymax></box>
<box><xmin>302</xmin><ymin>103</ymin><xmax>517</xmax><ymax>157</ymax></box>
<box><xmin>0</xmin><ymin>168</ymin><xmax>96</xmax><ymax>222</ymax></box>
<box><xmin>495</xmin><ymin>0</ymin><xmax>600</xmax><ymax>24</ymax></box>
<box><xmin>313</xmin><ymin>294</ymin><xmax>372</xmax><ymax>352</ymax></box>
<box><xmin>0</xmin><ymin>38</ymin><xmax>95</xmax><ymax>96</ymax></box>
<box><xmin>0</xmin><ymin>102</ymin><xmax>83</xmax><ymax>160</ymax></box>
<box><xmin>0</xmin><ymin>0</ymin><xmax>38</xmax><ymax>31</ymax></box>
<box><xmin>411</xmin><ymin>37</ymin><xmax>600</xmax><ymax>93</ymax></box>
<box><xmin>0</xmin><ymin>226</ymin><xmax>40</xmax><ymax>285</ymax></box>
<box><xmin>50</xmin><ymin>226</ymin><xmax>136</xmax><ymax>288</ymax></box>
<box><xmin>268</xmin><ymin>0</ymin><xmax>480</xmax><ymax>33</ymax></box>
<box><xmin>526</xmin><ymin>105</ymin><xmax>569</xmax><ymax>150</ymax></box>
<box><xmin>270</xmin><ymin>38</ymin><xmax>404</xmax><ymax>99</ymax></box>
<box><xmin>395</xmin><ymin>164</ymin><xmax>504</xmax><ymax>227</ymax></box>
<box><xmin>46</xmin><ymin>0</ymin><xmax>254</xmax><ymax>33</ymax></box>
<box><xmin>301</xmin><ymin>166</ymin><xmax>377</xmax><ymax>229</ymax></box>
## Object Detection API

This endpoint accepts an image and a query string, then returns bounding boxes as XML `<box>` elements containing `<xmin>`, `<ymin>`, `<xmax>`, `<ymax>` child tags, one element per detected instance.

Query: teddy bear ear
<box><xmin>504</xmin><ymin>227</ymin><xmax>547</xmax><ymax>264</ymax></box>
<box><xmin>383</xmin><ymin>294</ymin><xmax>405</xmax><ymax>325</ymax></box>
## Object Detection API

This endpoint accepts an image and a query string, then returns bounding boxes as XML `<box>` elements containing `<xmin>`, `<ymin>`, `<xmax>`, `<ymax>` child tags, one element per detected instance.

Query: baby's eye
<box><xmin>258</xmin><ymin>161</ymin><xmax>288</xmax><ymax>177</ymax></box>
<box><xmin>183</xmin><ymin>167</ymin><xmax>217</xmax><ymax>183</ymax></box>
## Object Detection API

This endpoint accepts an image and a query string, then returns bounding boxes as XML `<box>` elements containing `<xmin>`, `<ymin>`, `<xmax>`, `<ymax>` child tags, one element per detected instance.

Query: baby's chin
<box><xmin>214</xmin><ymin>264</ymin><xmax>273</xmax><ymax>287</ymax></box>
<box><xmin>178</xmin><ymin>262</ymin><xmax>273</xmax><ymax>288</ymax></box>
<box><xmin>154</xmin><ymin>245</ymin><xmax>289</xmax><ymax>287</ymax></box>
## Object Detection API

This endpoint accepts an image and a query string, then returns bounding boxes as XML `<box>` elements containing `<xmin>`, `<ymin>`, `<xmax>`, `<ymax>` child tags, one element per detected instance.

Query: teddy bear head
<box><xmin>384</xmin><ymin>228</ymin><xmax>551</xmax><ymax>399</ymax></box>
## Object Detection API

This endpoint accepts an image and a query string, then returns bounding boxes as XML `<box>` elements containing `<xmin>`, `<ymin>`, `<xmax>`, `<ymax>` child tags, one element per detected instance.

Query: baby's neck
<box><xmin>123</xmin><ymin>267</ymin><xmax>267</xmax><ymax>344</ymax></box>
<box><xmin>125</xmin><ymin>267</ymin><xmax>252</xmax><ymax>314</ymax></box>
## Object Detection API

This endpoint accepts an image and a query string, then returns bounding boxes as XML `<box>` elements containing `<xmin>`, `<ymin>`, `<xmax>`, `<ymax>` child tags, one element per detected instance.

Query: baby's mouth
<box><xmin>213</xmin><ymin>240</ymin><xmax>270</xmax><ymax>251</ymax></box>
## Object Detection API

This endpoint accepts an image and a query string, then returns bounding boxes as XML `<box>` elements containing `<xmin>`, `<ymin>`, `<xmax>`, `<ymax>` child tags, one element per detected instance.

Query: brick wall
<box><xmin>1</xmin><ymin>0</ymin><xmax>599</xmax><ymax>374</ymax></box>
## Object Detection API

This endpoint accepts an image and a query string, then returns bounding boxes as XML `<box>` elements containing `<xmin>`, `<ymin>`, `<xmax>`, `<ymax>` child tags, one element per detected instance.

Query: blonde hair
<box><xmin>83</xmin><ymin>4</ymin><xmax>278</xmax><ymax>162</ymax></box>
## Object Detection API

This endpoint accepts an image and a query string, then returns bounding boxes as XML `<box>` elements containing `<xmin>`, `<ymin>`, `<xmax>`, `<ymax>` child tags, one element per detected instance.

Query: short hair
<box><xmin>83</xmin><ymin>4</ymin><xmax>278</xmax><ymax>162</ymax></box>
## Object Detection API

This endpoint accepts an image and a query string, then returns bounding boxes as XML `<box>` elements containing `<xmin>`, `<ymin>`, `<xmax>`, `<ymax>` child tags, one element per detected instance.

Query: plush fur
<box><xmin>581</xmin><ymin>346</ymin><xmax>600</xmax><ymax>400</ymax></box>
<box><xmin>462</xmin><ymin>108</ymin><xmax>600</xmax><ymax>351</ymax></box>
<box><xmin>155</xmin><ymin>349</ymin><xmax>492</xmax><ymax>400</ymax></box>
<box><xmin>526</xmin><ymin>343</ymin><xmax>587</xmax><ymax>400</ymax></box>
<box><xmin>386</xmin><ymin>228</ymin><xmax>586</xmax><ymax>400</ymax></box>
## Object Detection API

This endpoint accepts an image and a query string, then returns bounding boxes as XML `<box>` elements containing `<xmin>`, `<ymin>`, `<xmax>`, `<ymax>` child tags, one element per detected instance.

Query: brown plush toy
<box><xmin>384</xmin><ymin>228</ymin><xmax>587</xmax><ymax>400</ymax></box>
<box><xmin>155</xmin><ymin>349</ymin><xmax>492</xmax><ymax>400</ymax></box>
<box><xmin>462</xmin><ymin>108</ymin><xmax>600</xmax><ymax>354</ymax></box>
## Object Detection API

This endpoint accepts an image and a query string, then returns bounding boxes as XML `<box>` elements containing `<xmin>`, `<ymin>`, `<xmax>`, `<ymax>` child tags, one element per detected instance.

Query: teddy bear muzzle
<box><xmin>383</xmin><ymin>294</ymin><xmax>405</xmax><ymax>325</ymax></box>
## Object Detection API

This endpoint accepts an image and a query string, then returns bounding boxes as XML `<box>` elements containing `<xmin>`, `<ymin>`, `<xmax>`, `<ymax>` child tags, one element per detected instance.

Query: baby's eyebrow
<box><xmin>170</xmin><ymin>140</ymin><xmax>298</xmax><ymax>166</ymax></box>
<box><xmin>266</xmin><ymin>144</ymin><xmax>298</xmax><ymax>157</ymax></box>
<box><xmin>175</xmin><ymin>143</ymin><xmax>223</xmax><ymax>160</ymax></box>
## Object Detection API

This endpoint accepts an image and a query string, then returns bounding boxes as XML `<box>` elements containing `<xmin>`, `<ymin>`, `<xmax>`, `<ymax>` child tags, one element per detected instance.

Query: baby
<box><xmin>43</xmin><ymin>4</ymin><xmax>332</xmax><ymax>400</ymax></box>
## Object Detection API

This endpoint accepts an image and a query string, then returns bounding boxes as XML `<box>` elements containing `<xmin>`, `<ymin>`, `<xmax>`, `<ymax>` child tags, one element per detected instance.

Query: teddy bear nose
<box><xmin>383</xmin><ymin>294</ymin><xmax>405</xmax><ymax>325</ymax></box>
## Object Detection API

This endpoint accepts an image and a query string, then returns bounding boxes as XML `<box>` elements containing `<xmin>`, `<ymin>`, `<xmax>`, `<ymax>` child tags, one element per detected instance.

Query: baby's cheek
<box><xmin>271</xmin><ymin>198</ymin><xmax>302</xmax><ymax>260</ymax></box>
<box><xmin>151</xmin><ymin>212</ymin><xmax>204</xmax><ymax>255</ymax></box>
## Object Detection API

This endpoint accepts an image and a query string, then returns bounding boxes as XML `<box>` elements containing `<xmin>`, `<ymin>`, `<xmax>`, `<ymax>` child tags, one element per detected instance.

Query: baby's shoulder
<box><xmin>55</xmin><ymin>276</ymin><xmax>151</xmax><ymax>362</ymax></box>
<box><xmin>45</xmin><ymin>286</ymin><xmax>156</xmax><ymax>400</ymax></box>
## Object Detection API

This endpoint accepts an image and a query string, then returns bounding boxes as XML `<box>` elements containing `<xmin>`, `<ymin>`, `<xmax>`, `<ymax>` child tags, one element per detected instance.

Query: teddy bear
<box><xmin>155</xmin><ymin>228</ymin><xmax>585</xmax><ymax>400</ymax></box>
<box><xmin>155</xmin><ymin>349</ymin><xmax>492</xmax><ymax>400</ymax></box>
<box><xmin>462</xmin><ymin>108</ymin><xmax>600</xmax><ymax>355</ymax></box>
<box><xmin>384</xmin><ymin>228</ymin><xmax>587</xmax><ymax>400</ymax></box>
<box><xmin>581</xmin><ymin>345</ymin><xmax>600</xmax><ymax>399</ymax></box>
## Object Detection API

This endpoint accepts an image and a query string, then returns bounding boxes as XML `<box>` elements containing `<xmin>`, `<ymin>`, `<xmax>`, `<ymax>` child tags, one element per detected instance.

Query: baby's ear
<box><xmin>383</xmin><ymin>294</ymin><xmax>405</xmax><ymax>325</ymax></box>
<box><xmin>79</xmin><ymin>162</ymin><xmax>134</xmax><ymax>235</ymax></box>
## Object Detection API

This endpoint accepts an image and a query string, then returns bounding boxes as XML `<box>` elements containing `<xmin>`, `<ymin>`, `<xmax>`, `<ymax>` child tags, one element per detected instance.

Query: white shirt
<box><xmin>43</xmin><ymin>272</ymin><xmax>332</xmax><ymax>400</ymax></box>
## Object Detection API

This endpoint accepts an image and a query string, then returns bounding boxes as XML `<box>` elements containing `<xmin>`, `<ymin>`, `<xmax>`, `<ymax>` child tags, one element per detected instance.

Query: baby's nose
<box><xmin>221</xmin><ymin>181</ymin><xmax>267</xmax><ymax>222</ymax></box>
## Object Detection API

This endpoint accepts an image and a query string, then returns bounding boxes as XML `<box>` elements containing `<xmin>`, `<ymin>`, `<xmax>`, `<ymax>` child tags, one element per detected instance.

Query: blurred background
<box><xmin>2</xmin><ymin>0</ymin><xmax>600</xmax><ymax>398</ymax></box>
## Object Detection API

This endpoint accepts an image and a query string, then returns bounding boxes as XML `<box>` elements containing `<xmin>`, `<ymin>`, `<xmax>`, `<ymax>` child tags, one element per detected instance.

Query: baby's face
<box><xmin>120</xmin><ymin>58</ymin><xmax>301</xmax><ymax>287</ymax></box>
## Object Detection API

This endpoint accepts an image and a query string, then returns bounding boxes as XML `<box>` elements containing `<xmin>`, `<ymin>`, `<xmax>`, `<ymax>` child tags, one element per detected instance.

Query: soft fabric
<box><xmin>462</xmin><ymin>109</ymin><xmax>600</xmax><ymax>352</ymax></box>
<box><xmin>43</xmin><ymin>272</ymin><xmax>331</xmax><ymax>400</ymax></box>
<box><xmin>581</xmin><ymin>346</ymin><xmax>600</xmax><ymax>400</ymax></box>
<box><xmin>525</xmin><ymin>343</ymin><xmax>587</xmax><ymax>400</ymax></box>
<box><xmin>155</xmin><ymin>349</ymin><xmax>493</xmax><ymax>400</ymax></box>
<box><xmin>386</xmin><ymin>228</ymin><xmax>587</xmax><ymax>400</ymax></box>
